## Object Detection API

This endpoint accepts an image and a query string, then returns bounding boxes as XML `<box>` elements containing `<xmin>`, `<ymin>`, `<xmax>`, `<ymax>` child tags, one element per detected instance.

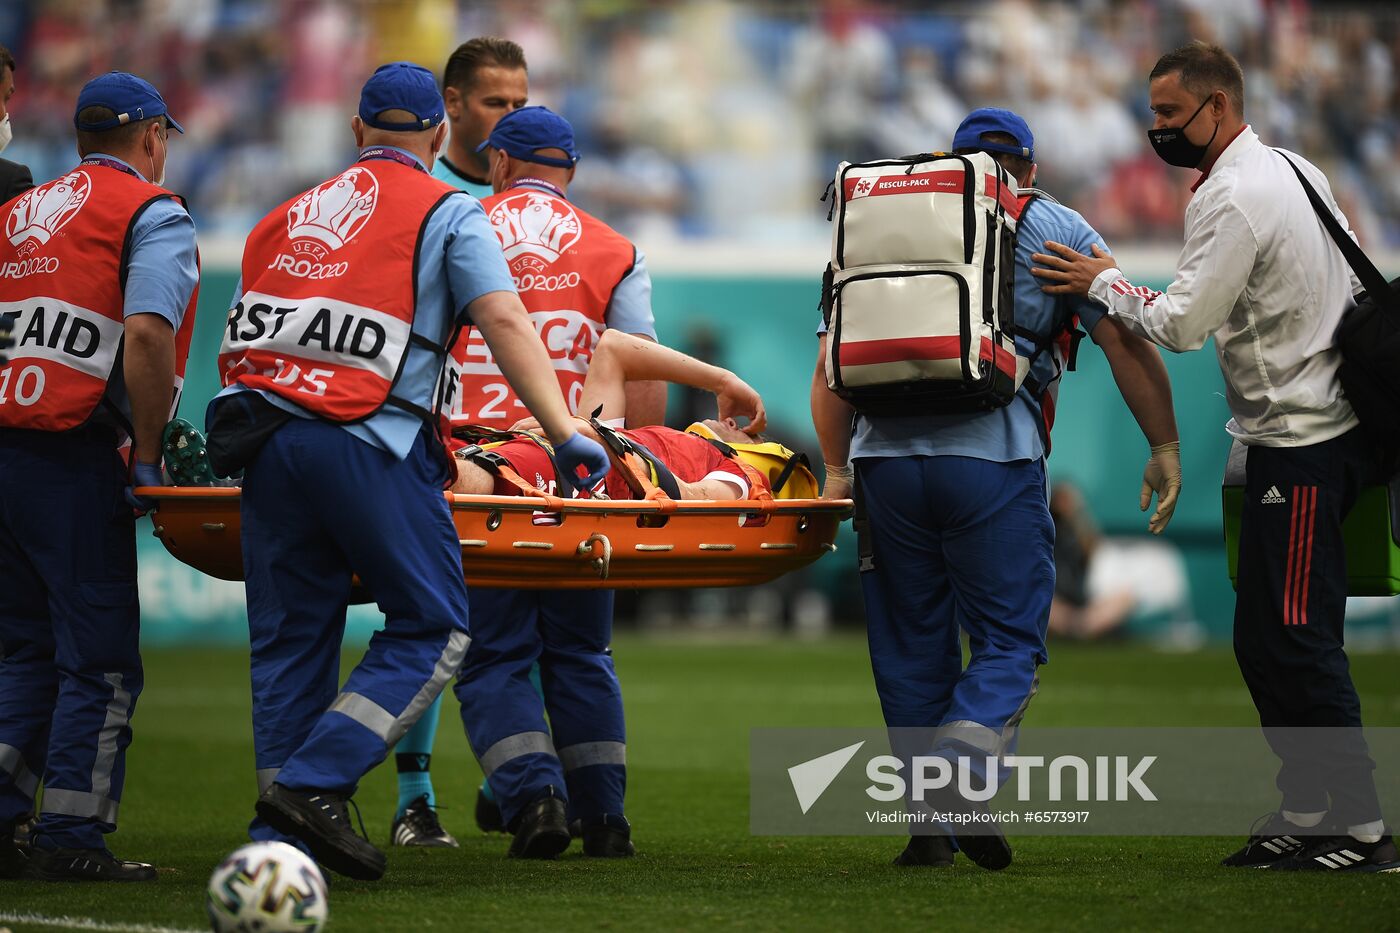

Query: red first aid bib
<box><xmin>0</xmin><ymin>164</ymin><xmax>198</xmax><ymax>432</ymax></box>
<box><xmin>222</xmin><ymin>159</ymin><xmax>459</xmax><ymax>424</ymax></box>
<box><xmin>443</xmin><ymin>184</ymin><xmax>636</xmax><ymax>429</ymax></box>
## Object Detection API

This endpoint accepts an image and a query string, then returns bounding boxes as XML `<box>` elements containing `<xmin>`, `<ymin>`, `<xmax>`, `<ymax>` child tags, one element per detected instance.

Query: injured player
<box><xmin>450</xmin><ymin>329</ymin><xmax>782</xmax><ymax>501</ymax></box>
<box><xmin>162</xmin><ymin>331</ymin><xmax>815</xmax><ymax>502</ymax></box>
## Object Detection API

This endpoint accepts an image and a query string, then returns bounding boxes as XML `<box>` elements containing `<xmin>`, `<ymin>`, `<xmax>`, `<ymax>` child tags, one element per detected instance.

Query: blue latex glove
<box><xmin>125</xmin><ymin>460</ymin><xmax>164</xmax><ymax>513</ymax></box>
<box><xmin>552</xmin><ymin>432</ymin><xmax>611</xmax><ymax>494</ymax></box>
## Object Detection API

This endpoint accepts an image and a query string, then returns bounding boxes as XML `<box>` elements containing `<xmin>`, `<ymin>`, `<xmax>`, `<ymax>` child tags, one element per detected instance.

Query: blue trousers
<box><xmin>0</xmin><ymin>427</ymin><xmax>141</xmax><ymax>849</ymax></box>
<box><xmin>454</xmin><ymin>588</ymin><xmax>625</xmax><ymax>829</ymax></box>
<box><xmin>241</xmin><ymin>419</ymin><xmax>469</xmax><ymax>843</ymax></box>
<box><xmin>857</xmin><ymin>455</ymin><xmax>1052</xmax><ymax>773</ymax></box>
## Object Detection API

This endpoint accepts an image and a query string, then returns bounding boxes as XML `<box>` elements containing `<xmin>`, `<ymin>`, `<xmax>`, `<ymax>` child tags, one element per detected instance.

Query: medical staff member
<box><xmin>387</xmin><ymin>34</ymin><xmax>531</xmax><ymax>851</ymax></box>
<box><xmin>432</xmin><ymin>36</ymin><xmax>528</xmax><ymax>197</ymax></box>
<box><xmin>210</xmin><ymin>63</ymin><xmax>608</xmax><ymax>882</ymax></box>
<box><xmin>812</xmin><ymin>108</ymin><xmax>1181</xmax><ymax>872</ymax></box>
<box><xmin>0</xmin><ymin>45</ymin><xmax>33</xmax><ymax>202</ymax></box>
<box><xmin>1033</xmin><ymin>41</ymin><xmax>1398</xmax><ymax>874</ymax></box>
<box><xmin>443</xmin><ymin>105</ymin><xmax>660</xmax><ymax>860</ymax></box>
<box><xmin>0</xmin><ymin>71</ymin><xmax>197</xmax><ymax>882</ymax></box>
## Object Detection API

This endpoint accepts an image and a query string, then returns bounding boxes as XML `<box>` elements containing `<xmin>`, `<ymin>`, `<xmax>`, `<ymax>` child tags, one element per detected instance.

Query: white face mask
<box><xmin>147</xmin><ymin>133</ymin><xmax>165</xmax><ymax>186</ymax></box>
<box><xmin>0</xmin><ymin>116</ymin><xmax>12</xmax><ymax>154</ymax></box>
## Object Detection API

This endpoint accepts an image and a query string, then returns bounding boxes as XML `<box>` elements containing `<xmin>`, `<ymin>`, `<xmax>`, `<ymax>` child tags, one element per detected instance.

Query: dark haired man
<box><xmin>0</xmin><ymin>71</ymin><xmax>198</xmax><ymax>881</ymax></box>
<box><xmin>0</xmin><ymin>44</ymin><xmax>32</xmax><ymax>202</ymax></box>
<box><xmin>432</xmin><ymin>36</ymin><xmax>529</xmax><ymax>197</ymax></box>
<box><xmin>382</xmin><ymin>38</ymin><xmax>530</xmax><ymax>848</ymax></box>
<box><xmin>813</xmin><ymin>107</ymin><xmax>1180</xmax><ymax>872</ymax></box>
<box><xmin>1033</xmin><ymin>41</ymin><xmax>1398</xmax><ymax>873</ymax></box>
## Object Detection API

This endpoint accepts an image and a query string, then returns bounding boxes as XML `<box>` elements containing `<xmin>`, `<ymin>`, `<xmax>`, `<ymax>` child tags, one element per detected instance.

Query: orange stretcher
<box><xmin>138</xmin><ymin>487</ymin><xmax>852</xmax><ymax>589</ymax></box>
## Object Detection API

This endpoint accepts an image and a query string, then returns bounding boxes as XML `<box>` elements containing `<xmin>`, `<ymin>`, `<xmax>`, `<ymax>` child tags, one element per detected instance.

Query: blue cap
<box><xmin>74</xmin><ymin>72</ymin><xmax>184</xmax><ymax>134</ymax></box>
<box><xmin>953</xmin><ymin>108</ymin><xmax>1033</xmax><ymax>161</ymax></box>
<box><xmin>476</xmin><ymin>106</ymin><xmax>579</xmax><ymax>169</ymax></box>
<box><xmin>358</xmin><ymin>62</ymin><xmax>444</xmax><ymax>132</ymax></box>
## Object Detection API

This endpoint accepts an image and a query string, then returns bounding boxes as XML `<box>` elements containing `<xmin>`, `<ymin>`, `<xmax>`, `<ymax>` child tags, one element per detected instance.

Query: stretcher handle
<box><xmin>576</xmin><ymin>532</ymin><xmax>612</xmax><ymax>580</ymax></box>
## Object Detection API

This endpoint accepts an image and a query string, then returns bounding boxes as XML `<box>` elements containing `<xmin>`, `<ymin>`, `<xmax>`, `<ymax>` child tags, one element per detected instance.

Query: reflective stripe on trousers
<box><xmin>479</xmin><ymin>731</ymin><xmax>558</xmax><ymax>778</ymax></box>
<box><xmin>328</xmin><ymin>630</ymin><xmax>470</xmax><ymax>746</ymax></box>
<box><xmin>558</xmin><ymin>741</ymin><xmax>626</xmax><ymax>771</ymax></box>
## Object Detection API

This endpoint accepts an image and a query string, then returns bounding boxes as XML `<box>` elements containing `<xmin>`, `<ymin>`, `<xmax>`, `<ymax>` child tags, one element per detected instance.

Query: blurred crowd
<box><xmin>2</xmin><ymin>0</ymin><xmax>1398</xmax><ymax>247</ymax></box>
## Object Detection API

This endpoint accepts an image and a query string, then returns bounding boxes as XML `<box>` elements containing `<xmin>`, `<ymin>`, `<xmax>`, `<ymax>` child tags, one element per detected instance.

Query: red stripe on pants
<box><xmin>1284</xmin><ymin>486</ymin><xmax>1301</xmax><ymax>626</ymax></box>
<box><xmin>1298</xmin><ymin>487</ymin><xmax>1317</xmax><ymax>626</ymax></box>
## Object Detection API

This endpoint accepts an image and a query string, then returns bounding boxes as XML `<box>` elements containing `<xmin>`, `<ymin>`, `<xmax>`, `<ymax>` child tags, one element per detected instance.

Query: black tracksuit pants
<box><xmin>1234</xmin><ymin>426</ymin><xmax>1384</xmax><ymax>826</ymax></box>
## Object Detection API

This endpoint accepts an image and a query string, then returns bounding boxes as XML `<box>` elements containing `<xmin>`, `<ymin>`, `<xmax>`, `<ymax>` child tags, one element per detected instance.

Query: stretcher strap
<box><xmin>587</xmin><ymin>414</ymin><xmax>681</xmax><ymax>512</ymax></box>
<box><xmin>457</xmin><ymin>444</ymin><xmax>569</xmax><ymax>510</ymax></box>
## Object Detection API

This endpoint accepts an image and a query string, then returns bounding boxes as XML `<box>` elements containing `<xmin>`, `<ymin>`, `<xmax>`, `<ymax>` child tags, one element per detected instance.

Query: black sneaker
<box><xmin>507</xmin><ymin>792</ymin><xmax>571</xmax><ymax>860</ymax></box>
<box><xmin>28</xmin><ymin>844</ymin><xmax>155</xmax><ymax>882</ymax></box>
<box><xmin>391</xmin><ymin>794</ymin><xmax>458</xmax><ymax>848</ymax></box>
<box><xmin>581</xmin><ymin>816</ymin><xmax>635</xmax><ymax>858</ymax></box>
<box><xmin>1271</xmin><ymin>833</ymin><xmax>1400</xmax><ymax>873</ymax></box>
<box><xmin>162</xmin><ymin>418</ymin><xmax>218</xmax><ymax>486</ymax></box>
<box><xmin>926</xmin><ymin>781</ymin><xmax>1012</xmax><ymax>871</ymax></box>
<box><xmin>1221</xmin><ymin>812</ymin><xmax>1321</xmax><ymax>867</ymax></box>
<box><xmin>892</xmin><ymin>834</ymin><xmax>954</xmax><ymax>867</ymax></box>
<box><xmin>256</xmin><ymin>783</ymin><xmax>386</xmax><ymax>881</ymax></box>
<box><xmin>475</xmin><ymin>785</ymin><xmax>506</xmax><ymax>834</ymax></box>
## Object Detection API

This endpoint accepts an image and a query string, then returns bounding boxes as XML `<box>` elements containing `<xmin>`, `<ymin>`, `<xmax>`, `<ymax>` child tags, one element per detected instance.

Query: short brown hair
<box><xmin>75</xmin><ymin>106</ymin><xmax>160</xmax><ymax>156</ymax></box>
<box><xmin>443</xmin><ymin>37</ymin><xmax>526</xmax><ymax>93</ymax></box>
<box><xmin>0</xmin><ymin>44</ymin><xmax>14</xmax><ymax>74</ymax></box>
<box><xmin>1150</xmin><ymin>41</ymin><xmax>1244</xmax><ymax>115</ymax></box>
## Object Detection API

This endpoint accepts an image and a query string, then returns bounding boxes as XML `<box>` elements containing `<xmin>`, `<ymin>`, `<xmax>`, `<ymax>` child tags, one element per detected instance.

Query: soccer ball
<box><xmin>206</xmin><ymin>841</ymin><xmax>329</xmax><ymax>933</ymax></box>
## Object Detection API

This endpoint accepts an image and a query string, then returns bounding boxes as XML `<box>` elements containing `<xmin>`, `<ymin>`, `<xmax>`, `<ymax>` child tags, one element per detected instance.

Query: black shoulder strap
<box><xmin>1276</xmin><ymin>150</ymin><xmax>1396</xmax><ymax>304</ymax></box>
<box><xmin>587</xmin><ymin>407</ymin><xmax>682</xmax><ymax>499</ymax></box>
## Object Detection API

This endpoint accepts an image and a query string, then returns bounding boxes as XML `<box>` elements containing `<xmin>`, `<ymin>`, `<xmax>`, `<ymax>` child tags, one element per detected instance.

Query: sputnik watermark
<box><xmin>864</xmin><ymin>754</ymin><xmax>1156</xmax><ymax>803</ymax></box>
<box><xmin>752</xmin><ymin>727</ymin><xmax>1400</xmax><ymax>836</ymax></box>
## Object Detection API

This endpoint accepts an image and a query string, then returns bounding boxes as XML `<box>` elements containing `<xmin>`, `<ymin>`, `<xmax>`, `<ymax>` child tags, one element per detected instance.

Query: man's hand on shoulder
<box><xmin>1031</xmin><ymin>241</ymin><xmax>1118</xmax><ymax>297</ymax></box>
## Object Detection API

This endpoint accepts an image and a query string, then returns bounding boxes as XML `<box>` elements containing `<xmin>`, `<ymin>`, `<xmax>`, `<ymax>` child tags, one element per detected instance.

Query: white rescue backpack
<box><xmin>821</xmin><ymin>152</ymin><xmax>1028</xmax><ymax>417</ymax></box>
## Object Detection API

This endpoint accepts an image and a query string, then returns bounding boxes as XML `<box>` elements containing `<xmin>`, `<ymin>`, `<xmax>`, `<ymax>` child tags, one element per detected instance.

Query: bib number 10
<box><xmin>0</xmin><ymin>365</ymin><xmax>45</xmax><ymax>406</ymax></box>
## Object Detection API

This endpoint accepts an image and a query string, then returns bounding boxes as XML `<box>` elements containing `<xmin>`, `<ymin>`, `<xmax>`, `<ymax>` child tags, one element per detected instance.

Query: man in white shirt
<box><xmin>1030</xmin><ymin>41</ymin><xmax>1396</xmax><ymax>874</ymax></box>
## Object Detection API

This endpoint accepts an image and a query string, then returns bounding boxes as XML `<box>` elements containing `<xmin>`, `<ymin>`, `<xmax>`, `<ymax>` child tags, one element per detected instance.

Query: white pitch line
<box><xmin>0</xmin><ymin>912</ymin><xmax>205</xmax><ymax>933</ymax></box>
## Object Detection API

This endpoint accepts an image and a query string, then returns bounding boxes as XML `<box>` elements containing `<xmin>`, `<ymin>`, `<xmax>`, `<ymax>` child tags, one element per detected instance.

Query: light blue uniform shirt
<box><xmin>827</xmin><ymin>195</ymin><xmax>1108</xmax><ymax>463</ymax></box>
<box><xmin>219</xmin><ymin>146</ymin><xmax>515</xmax><ymax>460</ymax></box>
<box><xmin>431</xmin><ymin>154</ymin><xmax>493</xmax><ymax>200</ymax></box>
<box><xmin>87</xmin><ymin>154</ymin><xmax>198</xmax><ymax>423</ymax></box>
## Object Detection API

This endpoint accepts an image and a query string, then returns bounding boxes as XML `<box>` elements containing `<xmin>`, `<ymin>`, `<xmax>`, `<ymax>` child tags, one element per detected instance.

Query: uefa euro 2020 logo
<box><xmin>286</xmin><ymin>167</ymin><xmax>378</xmax><ymax>261</ymax></box>
<box><xmin>489</xmin><ymin>191</ymin><xmax>582</xmax><ymax>264</ymax></box>
<box><xmin>6</xmin><ymin>171</ymin><xmax>92</xmax><ymax>250</ymax></box>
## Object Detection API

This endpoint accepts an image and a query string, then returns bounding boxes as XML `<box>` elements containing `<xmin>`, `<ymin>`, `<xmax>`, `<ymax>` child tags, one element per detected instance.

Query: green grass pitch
<box><xmin>1</xmin><ymin>635</ymin><xmax>1398</xmax><ymax>932</ymax></box>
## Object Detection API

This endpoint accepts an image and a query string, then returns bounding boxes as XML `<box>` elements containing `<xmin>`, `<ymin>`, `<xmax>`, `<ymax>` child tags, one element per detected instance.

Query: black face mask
<box><xmin>1147</xmin><ymin>94</ymin><xmax>1220</xmax><ymax>168</ymax></box>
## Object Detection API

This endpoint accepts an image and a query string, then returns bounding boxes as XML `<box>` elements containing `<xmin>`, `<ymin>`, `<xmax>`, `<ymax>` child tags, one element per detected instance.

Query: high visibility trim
<box><xmin>41</xmin><ymin>788</ymin><xmax>119</xmax><ymax>824</ymax></box>
<box><xmin>558</xmin><ymin>741</ymin><xmax>627</xmax><ymax>771</ymax></box>
<box><xmin>256</xmin><ymin>768</ymin><xmax>281</xmax><ymax>795</ymax></box>
<box><xmin>397</xmin><ymin>631</ymin><xmax>470</xmax><ymax>745</ymax></box>
<box><xmin>935</xmin><ymin>720</ymin><xmax>1005</xmax><ymax>757</ymax></box>
<box><xmin>0</xmin><ymin>743</ymin><xmax>39</xmax><ymax>797</ymax></box>
<box><xmin>329</xmin><ymin>692</ymin><xmax>398</xmax><ymax>744</ymax></box>
<box><xmin>936</xmin><ymin>677</ymin><xmax>1039</xmax><ymax>759</ymax></box>
<box><xmin>478</xmin><ymin>731</ymin><xmax>557</xmax><ymax>778</ymax></box>
<box><xmin>90</xmin><ymin>673</ymin><xmax>133</xmax><ymax>801</ymax></box>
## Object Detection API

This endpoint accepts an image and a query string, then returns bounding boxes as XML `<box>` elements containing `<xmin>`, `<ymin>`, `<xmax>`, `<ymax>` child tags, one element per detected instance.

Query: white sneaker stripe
<box><xmin>1282</xmin><ymin>836</ymin><xmax>1299</xmax><ymax>846</ymax></box>
<box><xmin>1340</xmin><ymin>849</ymin><xmax>1363</xmax><ymax>861</ymax></box>
<box><xmin>1315</xmin><ymin>854</ymin><xmax>1342</xmax><ymax>868</ymax></box>
<box><xmin>1262</xmin><ymin>841</ymin><xmax>1281</xmax><ymax>854</ymax></box>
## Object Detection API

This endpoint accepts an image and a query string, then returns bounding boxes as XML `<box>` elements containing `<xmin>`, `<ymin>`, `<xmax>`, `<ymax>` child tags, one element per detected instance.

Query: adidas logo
<box><xmin>1261</xmin><ymin>485</ymin><xmax>1287</xmax><ymax>505</ymax></box>
<box><xmin>1313</xmin><ymin>847</ymin><xmax>1370</xmax><ymax>869</ymax></box>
